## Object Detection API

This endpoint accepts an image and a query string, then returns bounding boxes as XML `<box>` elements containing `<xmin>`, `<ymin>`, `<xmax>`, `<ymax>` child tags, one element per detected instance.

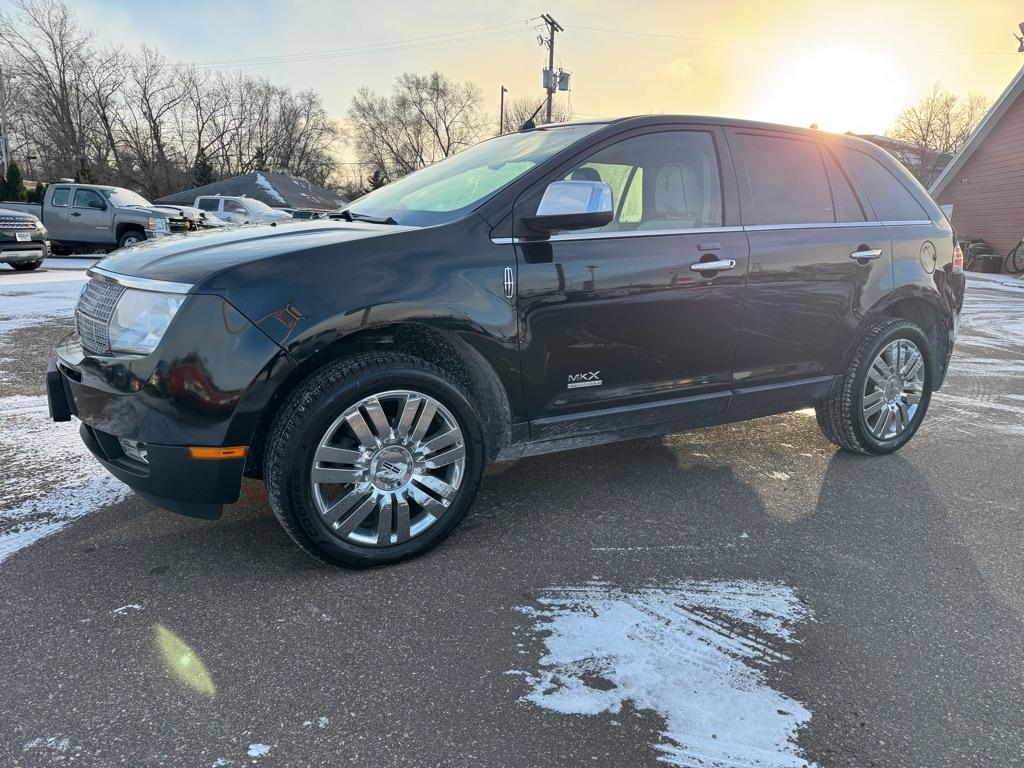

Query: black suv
<box><xmin>47</xmin><ymin>117</ymin><xmax>965</xmax><ymax>567</ymax></box>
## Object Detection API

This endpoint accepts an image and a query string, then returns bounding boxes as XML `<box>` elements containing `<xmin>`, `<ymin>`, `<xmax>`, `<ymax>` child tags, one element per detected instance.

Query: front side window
<box><xmin>73</xmin><ymin>189</ymin><xmax>105</xmax><ymax>209</ymax></box>
<box><xmin>839</xmin><ymin>148</ymin><xmax>929</xmax><ymax>222</ymax></box>
<box><xmin>733</xmin><ymin>133</ymin><xmax>834</xmax><ymax>225</ymax></box>
<box><xmin>346</xmin><ymin>123</ymin><xmax>604</xmax><ymax>227</ymax></box>
<box><xmin>51</xmin><ymin>187</ymin><xmax>70</xmax><ymax>207</ymax></box>
<box><xmin>225</xmin><ymin>200</ymin><xmax>248</xmax><ymax>214</ymax></box>
<box><xmin>196</xmin><ymin>198</ymin><xmax>220</xmax><ymax>212</ymax></box>
<box><xmin>560</xmin><ymin>131</ymin><xmax>722</xmax><ymax>233</ymax></box>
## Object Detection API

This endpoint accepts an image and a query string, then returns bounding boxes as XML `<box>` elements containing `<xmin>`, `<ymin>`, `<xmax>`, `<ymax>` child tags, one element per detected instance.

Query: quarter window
<box><xmin>196</xmin><ymin>198</ymin><xmax>220</xmax><ymax>212</ymax></box>
<box><xmin>51</xmin><ymin>187</ymin><xmax>70</xmax><ymax>207</ymax></box>
<box><xmin>733</xmin><ymin>133</ymin><xmax>834</xmax><ymax>225</ymax></box>
<box><xmin>838</xmin><ymin>148</ymin><xmax>929</xmax><ymax>222</ymax></box>
<box><xmin>561</xmin><ymin>131</ymin><xmax>722</xmax><ymax>232</ymax></box>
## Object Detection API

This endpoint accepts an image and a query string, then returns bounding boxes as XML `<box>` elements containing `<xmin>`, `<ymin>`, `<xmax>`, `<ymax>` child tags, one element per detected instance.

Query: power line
<box><xmin>574</xmin><ymin>25</ymin><xmax>1020</xmax><ymax>57</ymax></box>
<box><xmin>194</xmin><ymin>19</ymin><xmax>541</xmax><ymax>68</ymax></box>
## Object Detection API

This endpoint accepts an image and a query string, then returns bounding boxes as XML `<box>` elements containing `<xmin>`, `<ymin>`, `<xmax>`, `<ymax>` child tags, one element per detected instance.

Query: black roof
<box><xmin>156</xmin><ymin>171</ymin><xmax>348</xmax><ymax>211</ymax></box>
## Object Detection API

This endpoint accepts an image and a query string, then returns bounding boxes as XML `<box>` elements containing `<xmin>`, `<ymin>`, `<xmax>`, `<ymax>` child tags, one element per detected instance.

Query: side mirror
<box><xmin>524</xmin><ymin>180</ymin><xmax>613</xmax><ymax>234</ymax></box>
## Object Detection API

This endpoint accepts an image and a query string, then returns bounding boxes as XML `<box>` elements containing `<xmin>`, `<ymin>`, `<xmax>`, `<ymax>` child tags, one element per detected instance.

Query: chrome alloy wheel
<box><xmin>862</xmin><ymin>339</ymin><xmax>925</xmax><ymax>440</ymax></box>
<box><xmin>310</xmin><ymin>389</ymin><xmax>466</xmax><ymax>546</ymax></box>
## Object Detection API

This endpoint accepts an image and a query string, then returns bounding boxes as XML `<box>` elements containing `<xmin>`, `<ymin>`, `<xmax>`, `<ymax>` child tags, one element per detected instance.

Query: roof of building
<box><xmin>929</xmin><ymin>65</ymin><xmax>1024</xmax><ymax>197</ymax></box>
<box><xmin>156</xmin><ymin>171</ymin><xmax>348</xmax><ymax>210</ymax></box>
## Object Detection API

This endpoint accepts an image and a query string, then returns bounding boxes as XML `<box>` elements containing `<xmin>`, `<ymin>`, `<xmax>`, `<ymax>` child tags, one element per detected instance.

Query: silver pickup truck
<box><xmin>37</xmin><ymin>184</ymin><xmax>185</xmax><ymax>252</ymax></box>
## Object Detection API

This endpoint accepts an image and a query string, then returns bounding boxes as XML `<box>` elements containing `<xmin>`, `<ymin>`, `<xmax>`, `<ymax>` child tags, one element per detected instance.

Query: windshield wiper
<box><xmin>337</xmin><ymin>209</ymin><xmax>398</xmax><ymax>225</ymax></box>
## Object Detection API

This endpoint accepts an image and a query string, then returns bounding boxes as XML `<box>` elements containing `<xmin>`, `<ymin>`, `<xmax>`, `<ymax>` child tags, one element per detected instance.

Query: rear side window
<box><xmin>51</xmin><ymin>187</ymin><xmax>70</xmax><ymax>207</ymax></box>
<box><xmin>733</xmin><ymin>133</ymin><xmax>834</xmax><ymax>225</ymax></box>
<box><xmin>822</xmin><ymin>150</ymin><xmax>865</xmax><ymax>222</ymax></box>
<box><xmin>196</xmin><ymin>198</ymin><xmax>219</xmax><ymax>212</ymax></box>
<box><xmin>838</xmin><ymin>148</ymin><xmax>929</xmax><ymax>222</ymax></box>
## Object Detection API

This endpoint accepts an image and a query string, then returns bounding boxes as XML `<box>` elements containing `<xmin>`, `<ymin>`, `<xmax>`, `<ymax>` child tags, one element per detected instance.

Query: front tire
<box><xmin>816</xmin><ymin>318</ymin><xmax>932</xmax><ymax>455</ymax></box>
<box><xmin>263</xmin><ymin>352</ymin><xmax>486</xmax><ymax>568</ymax></box>
<box><xmin>118</xmin><ymin>229</ymin><xmax>145</xmax><ymax>249</ymax></box>
<box><xmin>10</xmin><ymin>260</ymin><xmax>42</xmax><ymax>271</ymax></box>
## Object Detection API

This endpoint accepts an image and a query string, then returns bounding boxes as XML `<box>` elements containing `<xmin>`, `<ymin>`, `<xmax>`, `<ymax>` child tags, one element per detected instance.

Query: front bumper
<box><xmin>0</xmin><ymin>236</ymin><xmax>49</xmax><ymax>263</ymax></box>
<box><xmin>46</xmin><ymin>293</ymin><xmax>296</xmax><ymax>519</ymax></box>
<box><xmin>46</xmin><ymin>354</ymin><xmax>244</xmax><ymax>519</ymax></box>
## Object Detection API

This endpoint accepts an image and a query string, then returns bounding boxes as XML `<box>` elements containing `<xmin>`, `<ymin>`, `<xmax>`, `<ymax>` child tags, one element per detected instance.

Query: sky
<box><xmin>61</xmin><ymin>0</ymin><xmax>1024</xmax><ymax>138</ymax></box>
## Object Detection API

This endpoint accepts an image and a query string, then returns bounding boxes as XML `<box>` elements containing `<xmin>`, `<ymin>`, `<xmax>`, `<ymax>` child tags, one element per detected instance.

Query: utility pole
<box><xmin>499</xmin><ymin>85</ymin><xmax>508</xmax><ymax>135</ymax></box>
<box><xmin>541</xmin><ymin>13</ymin><xmax>563</xmax><ymax>124</ymax></box>
<box><xmin>0</xmin><ymin>63</ymin><xmax>10</xmax><ymax>177</ymax></box>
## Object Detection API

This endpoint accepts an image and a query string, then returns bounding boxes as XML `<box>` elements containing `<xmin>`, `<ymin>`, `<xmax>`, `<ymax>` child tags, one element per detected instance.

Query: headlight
<box><xmin>108</xmin><ymin>289</ymin><xmax>185</xmax><ymax>355</ymax></box>
<box><xmin>147</xmin><ymin>217</ymin><xmax>169</xmax><ymax>232</ymax></box>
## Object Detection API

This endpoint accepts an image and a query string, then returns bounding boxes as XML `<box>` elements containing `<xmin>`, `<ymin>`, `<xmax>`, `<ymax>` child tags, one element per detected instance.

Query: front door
<box><xmin>514</xmin><ymin>127</ymin><xmax>749</xmax><ymax>440</ymax></box>
<box><xmin>68</xmin><ymin>188</ymin><xmax>111</xmax><ymax>243</ymax></box>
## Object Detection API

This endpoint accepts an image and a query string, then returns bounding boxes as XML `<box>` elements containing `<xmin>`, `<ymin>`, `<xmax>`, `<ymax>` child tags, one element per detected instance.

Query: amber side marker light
<box><xmin>188</xmin><ymin>446</ymin><xmax>248</xmax><ymax>460</ymax></box>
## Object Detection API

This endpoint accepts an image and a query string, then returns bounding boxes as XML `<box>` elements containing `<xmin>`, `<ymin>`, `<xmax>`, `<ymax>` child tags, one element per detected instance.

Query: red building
<box><xmin>931</xmin><ymin>67</ymin><xmax>1024</xmax><ymax>268</ymax></box>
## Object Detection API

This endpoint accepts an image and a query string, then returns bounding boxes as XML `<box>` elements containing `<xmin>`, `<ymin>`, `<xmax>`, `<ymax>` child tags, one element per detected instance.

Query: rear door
<box><xmin>514</xmin><ymin>126</ymin><xmax>749</xmax><ymax>438</ymax></box>
<box><xmin>726</xmin><ymin>129</ymin><xmax>892</xmax><ymax>409</ymax></box>
<box><xmin>44</xmin><ymin>186</ymin><xmax>72</xmax><ymax>238</ymax></box>
<box><xmin>68</xmin><ymin>188</ymin><xmax>112</xmax><ymax>243</ymax></box>
<box><xmin>835</xmin><ymin>146</ymin><xmax>942</xmax><ymax>292</ymax></box>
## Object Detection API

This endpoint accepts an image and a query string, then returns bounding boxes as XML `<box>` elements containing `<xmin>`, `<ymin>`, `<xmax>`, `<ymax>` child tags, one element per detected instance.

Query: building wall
<box><xmin>937</xmin><ymin>92</ymin><xmax>1024</xmax><ymax>262</ymax></box>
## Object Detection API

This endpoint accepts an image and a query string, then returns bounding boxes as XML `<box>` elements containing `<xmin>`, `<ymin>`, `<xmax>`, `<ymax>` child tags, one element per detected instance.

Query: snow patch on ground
<box><xmin>0</xmin><ymin>395</ymin><xmax>130</xmax><ymax>565</ymax></box>
<box><xmin>254</xmin><ymin>172</ymin><xmax>287</xmax><ymax>205</ymax></box>
<box><xmin>933</xmin><ymin>275</ymin><xmax>1024</xmax><ymax>437</ymax></box>
<box><xmin>514</xmin><ymin>580</ymin><xmax>814</xmax><ymax>768</ymax></box>
<box><xmin>247</xmin><ymin>743</ymin><xmax>272</xmax><ymax>758</ymax></box>
<box><xmin>113</xmin><ymin>604</ymin><xmax>143</xmax><ymax>615</ymax></box>
<box><xmin>0</xmin><ymin>274</ymin><xmax>85</xmax><ymax>338</ymax></box>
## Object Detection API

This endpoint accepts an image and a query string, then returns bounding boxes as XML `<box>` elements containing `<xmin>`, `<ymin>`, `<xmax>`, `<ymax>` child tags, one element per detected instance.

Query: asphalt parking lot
<box><xmin>1</xmin><ymin>260</ymin><xmax>1023</xmax><ymax>767</ymax></box>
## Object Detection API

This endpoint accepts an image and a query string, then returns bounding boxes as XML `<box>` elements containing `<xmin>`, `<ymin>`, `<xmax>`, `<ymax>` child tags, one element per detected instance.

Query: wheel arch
<box><xmin>115</xmin><ymin>221</ymin><xmax>145</xmax><ymax>242</ymax></box>
<box><xmin>244</xmin><ymin>321</ymin><xmax>513</xmax><ymax>478</ymax></box>
<box><xmin>857</xmin><ymin>288</ymin><xmax>952</xmax><ymax>389</ymax></box>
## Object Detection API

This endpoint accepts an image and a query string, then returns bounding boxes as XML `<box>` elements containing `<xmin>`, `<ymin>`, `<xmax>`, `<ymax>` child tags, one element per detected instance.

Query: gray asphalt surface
<box><xmin>1</xmin><ymin>265</ymin><xmax>1022</xmax><ymax>767</ymax></box>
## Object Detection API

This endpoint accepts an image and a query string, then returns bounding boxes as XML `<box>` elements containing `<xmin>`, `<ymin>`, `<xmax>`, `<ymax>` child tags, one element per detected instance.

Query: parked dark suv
<box><xmin>47</xmin><ymin>116</ymin><xmax>965</xmax><ymax>567</ymax></box>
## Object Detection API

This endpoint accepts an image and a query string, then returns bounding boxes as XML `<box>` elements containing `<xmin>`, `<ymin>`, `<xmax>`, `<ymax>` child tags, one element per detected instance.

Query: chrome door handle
<box><xmin>690</xmin><ymin>259</ymin><xmax>736</xmax><ymax>273</ymax></box>
<box><xmin>850</xmin><ymin>248</ymin><xmax>883</xmax><ymax>261</ymax></box>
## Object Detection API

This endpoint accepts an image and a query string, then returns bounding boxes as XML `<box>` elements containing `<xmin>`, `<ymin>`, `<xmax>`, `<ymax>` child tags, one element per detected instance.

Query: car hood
<box><xmin>95</xmin><ymin>220</ymin><xmax>417</xmax><ymax>287</ymax></box>
<box><xmin>117</xmin><ymin>205</ymin><xmax>174</xmax><ymax>219</ymax></box>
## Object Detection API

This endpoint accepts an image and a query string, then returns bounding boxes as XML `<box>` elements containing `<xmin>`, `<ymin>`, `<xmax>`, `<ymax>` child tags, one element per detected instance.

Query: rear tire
<box><xmin>10</xmin><ymin>260</ymin><xmax>42</xmax><ymax>271</ymax></box>
<box><xmin>816</xmin><ymin>318</ymin><xmax>932</xmax><ymax>455</ymax></box>
<box><xmin>263</xmin><ymin>352</ymin><xmax>486</xmax><ymax>568</ymax></box>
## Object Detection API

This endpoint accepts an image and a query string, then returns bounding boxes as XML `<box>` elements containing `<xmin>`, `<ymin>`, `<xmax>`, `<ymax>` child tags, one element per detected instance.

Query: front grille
<box><xmin>0</xmin><ymin>215</ymin><xmax>36</xmax><ymax>230</ymax></box>
<box><xmin>76</xmin><ymin>279</ymin><xmax>125</xmax><ymax>354</ymax></box>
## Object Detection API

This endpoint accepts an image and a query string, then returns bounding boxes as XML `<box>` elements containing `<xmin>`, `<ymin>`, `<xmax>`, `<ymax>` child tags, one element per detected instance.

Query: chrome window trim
<box><xmin>491</xmin><ymin>226</ymin><xmax>744</xmax><ymax>245</ymax></box>
<box><xmin>880</xmin><ymin>220</ymin><xmax>933</xmax><ymax>226</ymax></box>
<box><xmin>87</xmin><ymin>266</ymin><xmax>193</xmax><ymax>294</ymax></box>
<box><xmin>743</xmin><ymin>221</ymin><xmax>883</xmax><ymax>231</ymax></box>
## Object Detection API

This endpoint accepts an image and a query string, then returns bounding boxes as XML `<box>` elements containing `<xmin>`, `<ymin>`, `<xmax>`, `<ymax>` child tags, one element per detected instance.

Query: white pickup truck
<box><xmin>193</xmin><ymin>195</ymin><xmax>291</xmax><ymax>225</ymax></box>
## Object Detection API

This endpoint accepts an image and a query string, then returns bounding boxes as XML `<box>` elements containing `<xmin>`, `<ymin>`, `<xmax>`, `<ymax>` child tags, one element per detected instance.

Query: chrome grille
<box><xmin>76</xmin><ymin>279</ymin><xmax>125</xmax><ymax>355</ymax></box>
<box><xmin>0</xmin><ymin>215</ymin><xmax>36</xmax><ymax>230</ymax></box>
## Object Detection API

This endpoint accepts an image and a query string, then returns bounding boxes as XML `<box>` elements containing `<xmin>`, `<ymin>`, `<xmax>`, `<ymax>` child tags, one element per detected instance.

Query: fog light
<box><xmin>118</xmin><ymin>438</ymin><xmax>149</xmax><ymax>464</ymax></box>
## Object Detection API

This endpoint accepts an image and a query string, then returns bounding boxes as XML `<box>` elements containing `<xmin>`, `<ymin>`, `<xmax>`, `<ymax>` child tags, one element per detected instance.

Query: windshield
<box><xmin>346</xmin><ymin>123</ymin><xmax>605</xmax><ymax>226</ymax></box>
<box><xmin>105</xmin><ymin>188</ymin><xmax>153</xmax><ymax>208</ymax></box>
<box><xmin>246</xmin><ymin>198</ymin><xmax>278</xmax><ymax>214</ymax></box>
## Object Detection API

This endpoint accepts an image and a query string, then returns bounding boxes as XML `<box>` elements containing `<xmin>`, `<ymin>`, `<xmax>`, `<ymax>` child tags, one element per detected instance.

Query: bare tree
<box><xmin>0</xmin><ymin>0</ymin><xmax>95</xmax><ymax>180</ymax></box>
<box><xmin>1</xmin><ymin>0</ymin><xmax>343</xmax><ymax>196</ymax></box>
<box><xmin>500</xmin><ymin>95</ymin><xmax>571</xmax><ymax>134</ymax></box>
<box><xmin>888</xmin><ymin>86</ymin><xmax>990</xmax><ymax>185</ymax></box>
<box><xmin>348</xmin><ymin>71</ymin><xmax>486</xmax><ymax>182</ymax></box>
